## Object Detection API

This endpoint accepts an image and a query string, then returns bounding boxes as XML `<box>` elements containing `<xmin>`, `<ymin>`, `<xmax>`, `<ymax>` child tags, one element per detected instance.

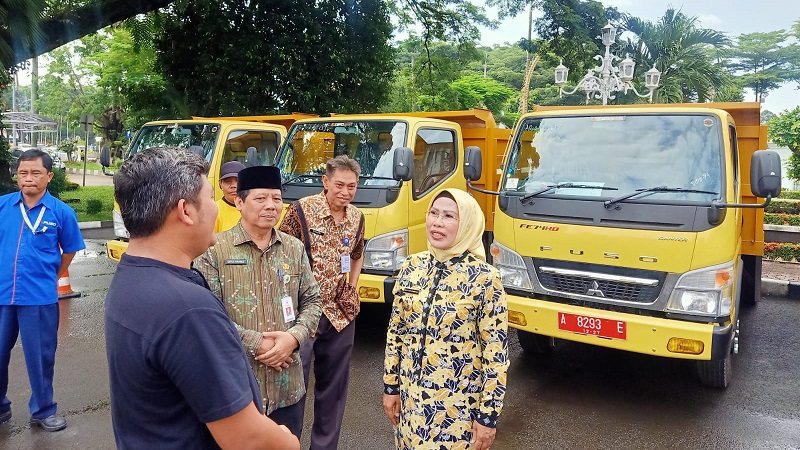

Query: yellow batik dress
<box><xmin>384</xmin><ymin>251</ymin><xmax>509</xmax><ymax>450</ymax></box>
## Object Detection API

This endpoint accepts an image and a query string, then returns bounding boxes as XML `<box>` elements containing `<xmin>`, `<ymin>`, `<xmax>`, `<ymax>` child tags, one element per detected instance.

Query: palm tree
<box><xmin>620</xmin><ymin>8</ymin><xmax>730</xmax><ymax>103</ymax></box>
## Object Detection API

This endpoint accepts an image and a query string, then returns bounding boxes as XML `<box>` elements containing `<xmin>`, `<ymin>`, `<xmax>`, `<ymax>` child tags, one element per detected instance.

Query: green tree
<box><xmin>150</xmin><ymin>0</ymin><xmax>395</xmax><ymax>115</ymax></box>
<box><xmin>726</xmin><ymin>30</ymin><xmax>800</xmax><ymax>103</ymax></box>
<box><xmin>621</xmin><ymin>8</ymin><xmax>729</xmax><ymax>103</ymax></box>
<box><xmin>622</xmin><ymin>8</ymin><xmax>730</xmax><ymax>103</ymax></box>
<box><xmin>387</xmin><ymin>38</ymin><xmax>480</xmax><ymax>112</ymax></box>
<box><xmin>450</xmin><ymin>73</ymin><xmax>515</xmax><ymax>113</ymax></box>
<box><xmin>467</xmin><ymin>45</ymin><xmax>527</xmax><ymax>91</ymax></box>
<box><xmin>0</xmin><ymin>66</ymin><xmax>14</xmax><ymax>190</ymax></box>
<box><xmin>486</xmin><ymin>0</ymin><xmax>622</xmax><ymax>81</ymax></box>
<box><xmin>768</xmin><ymin>107</ymin><xmax>800</xmax><ymax>180</ymax></box>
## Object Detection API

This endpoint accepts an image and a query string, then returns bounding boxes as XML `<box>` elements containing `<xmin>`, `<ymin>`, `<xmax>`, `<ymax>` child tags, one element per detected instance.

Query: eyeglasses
<box><xmin>426</xmin><ymin>209</ymin><xmax>459</xmax><ymax>223</ymax></box>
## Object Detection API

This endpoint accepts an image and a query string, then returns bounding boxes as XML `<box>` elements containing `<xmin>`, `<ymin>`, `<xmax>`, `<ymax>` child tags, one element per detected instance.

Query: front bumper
<box><xmin>106</xmin><ymin>239</ymin><xmax>128</xmax><ymax>262</ymax></box>
<box><xmin>357</xmin><ymin>273</ymin><xmax>396</xmax><ymax>304</ymax></box>
<box><xmin>507</xmin><ymin>292</ymin><xmax>734</xmax><ymax>361</ymax></box>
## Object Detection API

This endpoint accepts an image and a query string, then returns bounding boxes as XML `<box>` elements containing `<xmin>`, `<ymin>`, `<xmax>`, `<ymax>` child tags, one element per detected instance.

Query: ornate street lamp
<box><xmin>554</xmin><ymin>24</ymin><xmax>661</xmax><ymax>105</ymax></box>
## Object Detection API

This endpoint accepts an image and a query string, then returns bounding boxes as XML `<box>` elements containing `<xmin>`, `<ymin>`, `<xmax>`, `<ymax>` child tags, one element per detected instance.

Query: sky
<box><xmin>479</xmin><ymin>0</ymin><xmax>800</xmax><ymax>114</ymax></box>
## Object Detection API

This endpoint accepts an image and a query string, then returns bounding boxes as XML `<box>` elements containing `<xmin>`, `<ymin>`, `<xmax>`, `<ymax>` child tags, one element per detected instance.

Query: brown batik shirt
<box><xmin>194</xmin><ymin>224</ymin><xmax>322</xmax><ymax>414</ymax></box>
<box><xmin>279</xmin><ymin>193</ymin><xmax>365</xmax><ymax>331</ymax></box>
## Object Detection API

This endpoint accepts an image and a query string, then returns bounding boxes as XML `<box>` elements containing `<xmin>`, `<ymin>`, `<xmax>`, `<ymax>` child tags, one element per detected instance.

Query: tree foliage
<box><xmin>0</xmin><ymin>66</ymin><xmax>13</xmax><ymax>189</ymax></box>
<box><xmin>529</xmin><ymin>0</ymin><xmax>622</xmax><ymax>80</ymax></box>
<box><xmin>1</xmin><ymin>0</ymin><xmax>172</xmax><ymax>69</ymax></box>
<box><xmin>387</xmin><ymin>38</ymin><xmax>479</xmax><ymax>112</ymax></box>
<box><xmin>726</xmin><ymin>30</ymin><xmax>800</xmax><ymax>103</ymax></box>
<box><xmin>149</xmin><ymin>0</ymin><xmax>395</xmax><ymax>115</ymax></box>
<box><xmin>768</xmin><ymin>106</ymin><xmax>800</xmax><ymax>181</ymax></box>
<box><xmin>621</xmin><ymin>8</ymin><xmax>729</xmax><ymax>103</ymax></box>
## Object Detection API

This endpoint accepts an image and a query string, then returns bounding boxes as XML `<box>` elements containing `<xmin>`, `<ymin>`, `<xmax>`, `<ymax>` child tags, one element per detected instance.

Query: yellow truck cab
<box><xmin>273</xmin><ymin>109</ymin><xmax>510</xmax><ymax>305</ymax></box>
<box><xmin>106</xmin><ymin>114</ymin><xmax>314</xmax><ymax>261</ymax></box>
<box><xmin>463</xmin><ymin>102</ymin><xmax>781</xmax><ymax>388</ymax></box>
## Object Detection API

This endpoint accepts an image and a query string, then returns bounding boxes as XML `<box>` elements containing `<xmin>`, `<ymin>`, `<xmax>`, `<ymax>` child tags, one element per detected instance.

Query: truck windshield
<box><xmin>127</xmin><ymin>123</ymin><xmax>220</xmax><ymax>161</ymax></box>
<box><xmin>503</xmin><ymin>114</ymin><xmax>723</xmax><ymax>202</ymax></box>
<box><xmin>275</xmin><ymin>121</ymin><xmax>406</xmax><ymax>186</ymax></box>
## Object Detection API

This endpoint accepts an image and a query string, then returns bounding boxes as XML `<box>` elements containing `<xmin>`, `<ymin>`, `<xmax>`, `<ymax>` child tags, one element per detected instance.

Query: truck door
<box><xmin>408</xmin><ymin>126</ymin><xmax>460</xmax><ymax>254</ymax></box>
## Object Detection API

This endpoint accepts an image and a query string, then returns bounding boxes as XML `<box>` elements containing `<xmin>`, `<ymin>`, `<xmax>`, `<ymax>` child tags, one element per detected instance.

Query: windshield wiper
<box><xmin>282</xmin><ymin>173</ymin><xmax>322</xmax><ymax>185</ymax></box>
<box><xmin>604</xmin><ymin>186</ymin><xmax>719</xmax><ymax>209</ymax></box>
<box><xmin>520</xmin><ymin>183</ymin><xmax>618</xmax><ymax>205</ymax></box>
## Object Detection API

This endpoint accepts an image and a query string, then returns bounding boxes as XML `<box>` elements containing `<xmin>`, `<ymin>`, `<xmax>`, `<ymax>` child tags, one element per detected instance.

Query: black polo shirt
<box><xmin>105</xmin><ymin>254</ymin><xmax>262</xmax><ymax>450</ymax></box>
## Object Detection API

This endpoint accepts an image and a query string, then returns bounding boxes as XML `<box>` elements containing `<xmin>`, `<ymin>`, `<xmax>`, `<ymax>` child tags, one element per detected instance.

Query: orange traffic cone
<box><xmin>57</xmin><ymin>269</ymin><xmax>81</xmax><ymax>300</ymax></box>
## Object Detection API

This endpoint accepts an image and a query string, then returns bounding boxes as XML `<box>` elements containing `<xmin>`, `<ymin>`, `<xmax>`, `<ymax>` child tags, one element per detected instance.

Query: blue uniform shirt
<box><xmin>0</xmin><ymin>190</ymin><xmax>85</xmax><ymax>305</ymax></box>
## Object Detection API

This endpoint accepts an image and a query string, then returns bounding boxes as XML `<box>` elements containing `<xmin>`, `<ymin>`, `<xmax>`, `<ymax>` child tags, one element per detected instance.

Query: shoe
<box><xmin>29</xmin><ymin>414</ymin><xmax>67</xmax><ymax>432</ymax></box>
<box><xmin>0</xmin><ymin>410</ymin><xmax>10</xmax><ymax>424</ymax></box>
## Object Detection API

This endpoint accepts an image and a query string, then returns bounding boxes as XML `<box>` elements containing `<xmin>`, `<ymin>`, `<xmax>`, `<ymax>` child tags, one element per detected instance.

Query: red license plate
<box><xmin>558</xmin><ymin>312</ymin><xmax>627</xmax><ymax>340</ymax></box>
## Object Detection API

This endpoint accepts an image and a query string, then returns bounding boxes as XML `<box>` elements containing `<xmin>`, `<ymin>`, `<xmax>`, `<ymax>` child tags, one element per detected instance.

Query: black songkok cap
<box><xmin>237</xmin><ymin>166</ymin><xmax>282</xmax><ymax>194</ymax></box>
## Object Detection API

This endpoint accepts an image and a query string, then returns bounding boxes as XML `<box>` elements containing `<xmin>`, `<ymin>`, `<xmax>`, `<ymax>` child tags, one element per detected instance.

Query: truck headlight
<box><xmin>490</xmin><ymin>241</ymin><xmax>532</xmax><ymax>290</ymax></box>
<box><xmin>363</xmin><ymin>230</ymin><xmax>408</xmax><ymax>271</ymax></box>
<box><xmin>667</xmin><ymin>261</ymin><xmax>734</xmax><ymax>317</ymax></box>
<box><xmin>113</xmin><ymin>208</ymin><xmax>130</xmax><ymax>239</ymax></box>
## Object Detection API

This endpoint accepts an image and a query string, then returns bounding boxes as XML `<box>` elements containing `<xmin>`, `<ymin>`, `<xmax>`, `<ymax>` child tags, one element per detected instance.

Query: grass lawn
<box><xmin>65</xmin><ymin>161</ymin><xmax>105</xmax><ymax>171</ymax></box>
<box><xmin>59</xmin><ymin>186</ymin><xmax>114</xmax><ymax>222</ymax></box>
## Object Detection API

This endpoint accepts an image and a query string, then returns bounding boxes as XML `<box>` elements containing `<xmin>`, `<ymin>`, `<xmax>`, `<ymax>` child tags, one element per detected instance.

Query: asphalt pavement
<box><xmin>1</xmin><ymin>239</ymin><xmax>799</xmax><ymax>449</ymax></box>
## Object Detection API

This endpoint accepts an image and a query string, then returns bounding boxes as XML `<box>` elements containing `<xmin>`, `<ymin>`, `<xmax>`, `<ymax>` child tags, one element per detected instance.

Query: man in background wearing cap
<box><xmin>215</xmin><ymin>161</ymin><xmax>246</xmax><ymax>233</ymax></box>
<box><xmin>195</xmin><ymin>165</ymin><xmax>322</xmax><ymax>439</ymax></box>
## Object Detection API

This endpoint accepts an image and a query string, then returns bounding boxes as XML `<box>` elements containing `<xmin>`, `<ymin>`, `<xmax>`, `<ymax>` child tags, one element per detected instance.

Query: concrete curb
<box><xmin>762</xmin><ymin>278</ymin><xmax>800</xmax><ymax>300</ymax></box>
<box><xmin>67</xmin><ymin>167</ymin><xmax>103</xmax><ymax>176</ymax></box>
<box><xmin>78</xmin><ymin>220</ymin><xmax>114</xmax><ymax>230</ymax></box>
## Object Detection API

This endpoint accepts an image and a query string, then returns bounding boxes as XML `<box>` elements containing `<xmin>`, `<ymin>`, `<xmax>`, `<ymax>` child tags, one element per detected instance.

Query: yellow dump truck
<box><xmin>273</xmin><ymin>109</ymin><xmax>510</xmax><ymax>304</ymax></box>
<box><xmin>462</xmin><ymin>102</ymin><xmax>781</xmax><ymax>388</ymax></box>
<box><xmin>105</xmin><ymin>114</ymin><xmax>315</xmax><ymax>261</ymax></box>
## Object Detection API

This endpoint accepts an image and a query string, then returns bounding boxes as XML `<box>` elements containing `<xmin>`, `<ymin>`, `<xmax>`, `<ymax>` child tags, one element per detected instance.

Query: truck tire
<box><xmin>697</xmin><ymin>352</ymin><xmax>732</xmax><ymax>388</ymax></box>
<box><xmin>517</xmin><ymin>330</ymin><xmax>554</xmax><ymax>355</ymax></box>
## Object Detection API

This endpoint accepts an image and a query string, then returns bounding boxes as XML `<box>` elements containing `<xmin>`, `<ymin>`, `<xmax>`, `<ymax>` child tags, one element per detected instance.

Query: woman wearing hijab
<box><xmin>382</xmin><ymin>189</ymin><xmax>509</xmax><ymax>450</ymax></box>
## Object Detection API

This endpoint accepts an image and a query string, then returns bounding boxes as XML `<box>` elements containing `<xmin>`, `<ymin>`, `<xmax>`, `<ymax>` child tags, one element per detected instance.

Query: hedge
<box><xmin>764</xmin><ymin>243</ymin><xmax>800</xmax><ymax>262</ymax></box>
<box><xmin>765</xmin><ymin>199</ymin><xmax>800</xmax><ymax>215</ymax></box>
<box><xmin>778</xmin><ymin>189</ymin><xmax>800</xmax><ymax>200</ymax></box>
<box><xmin>764</xmin><ymin>213</ymin><xmax>800</xmax><ymax>227</ymax></box>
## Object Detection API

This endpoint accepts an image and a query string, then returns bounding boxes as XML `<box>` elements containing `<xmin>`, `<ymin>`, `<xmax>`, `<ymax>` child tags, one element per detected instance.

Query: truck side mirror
<box><xmin>750</xmin><ymin>150</ymin><xmax>781</xmax><ymax>198</ymax></box>
<box><xmin>393</xmin><ymin>147</ymin><xmax>414</xmax><ymax>181</ymax></box>
<box><xmin>99</xmin><ymin>145</ymin><xmax>111</xmax><ymax>168</ymax></box>
<box><xmin>464</xmin><ymin>146</ymin><xmax>482</xmax><ymax>182</ymax></box>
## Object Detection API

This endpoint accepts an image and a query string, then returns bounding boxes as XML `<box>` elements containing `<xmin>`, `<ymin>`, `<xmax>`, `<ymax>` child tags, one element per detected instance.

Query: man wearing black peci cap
<box><xmin>195</xmin><ymin>165</ymin><xmax>322</xmax><ymax>439</ymax></box>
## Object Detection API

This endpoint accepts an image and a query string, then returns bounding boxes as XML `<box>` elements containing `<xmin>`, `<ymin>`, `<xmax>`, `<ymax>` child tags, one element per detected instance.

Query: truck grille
<box><xmin>534</xmin><ymin>259</ymin><xmax>665</xmax><ymax>303</ymax></box>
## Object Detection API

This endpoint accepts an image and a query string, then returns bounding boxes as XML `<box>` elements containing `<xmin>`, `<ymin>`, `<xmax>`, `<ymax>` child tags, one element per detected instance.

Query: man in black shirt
<box><xmin>104</xmin><ymin>147</ymin><xmax>299</xmax><ymax>450</ymax></box>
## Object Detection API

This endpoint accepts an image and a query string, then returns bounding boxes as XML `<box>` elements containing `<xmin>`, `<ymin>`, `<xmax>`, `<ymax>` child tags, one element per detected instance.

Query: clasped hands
<box><xmin>254</xmin><ymin>331</ymin><xmax>298</xmax><ymax>371</ymax></box>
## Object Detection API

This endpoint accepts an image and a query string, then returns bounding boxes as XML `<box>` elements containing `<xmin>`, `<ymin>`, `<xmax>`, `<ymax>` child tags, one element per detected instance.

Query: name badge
<box><xmin>281</xmin><ymin>296</ymin><xmax>296</xmax><ymax>323</ymax></box>
<box><xmin>310</xmin><ymin>228</ymin><xmax>325</xmax><ymax>236</ymax></box>
<box><xmin>224</xmin><ymin>259</ymin><xmax>248</xmax><ymax>265</ymax></box>
<box><xmin>340</xmin><ymin>254</ymin><xmax>351</xmax><ymax>273</ymax></box>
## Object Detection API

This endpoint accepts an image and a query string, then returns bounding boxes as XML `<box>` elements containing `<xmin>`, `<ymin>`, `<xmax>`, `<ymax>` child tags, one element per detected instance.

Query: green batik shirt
<box><xmin>195</xmin><ymin>223</ymin><xmax>322</xmax><ymax>414</ymax></box>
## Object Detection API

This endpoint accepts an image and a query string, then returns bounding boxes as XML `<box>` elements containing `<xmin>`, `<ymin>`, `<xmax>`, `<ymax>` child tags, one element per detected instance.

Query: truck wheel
<box><xmin>697</xmin><ymin>352</ymin><xmax>732</xmax><ymax>388</ymax></box>
<box><xmin>517</xmin><ymin>330</ymin><xmax>554</xmax><ymax>354</ymax></box>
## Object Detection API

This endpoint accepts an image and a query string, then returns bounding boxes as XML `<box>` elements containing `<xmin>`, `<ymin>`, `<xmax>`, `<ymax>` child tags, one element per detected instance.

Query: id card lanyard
<box><xmin>19</xmin><ymin>203</ymin><xmax>46</xmax><ymax>234</ymax></box>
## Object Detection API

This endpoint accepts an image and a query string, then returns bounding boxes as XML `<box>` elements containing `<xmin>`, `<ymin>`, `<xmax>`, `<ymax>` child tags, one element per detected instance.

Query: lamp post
<box><xmin>554</xmin><ymin>24</ymin><xmax>661</xmax><ymax>105</ymax></box>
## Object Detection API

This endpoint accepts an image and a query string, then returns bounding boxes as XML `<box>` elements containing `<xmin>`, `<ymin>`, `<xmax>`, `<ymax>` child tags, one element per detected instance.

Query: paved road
<box><xmin>2</xmin><ymin>240</ymin><xmax>799</xmax><ymax>449</ymax></box>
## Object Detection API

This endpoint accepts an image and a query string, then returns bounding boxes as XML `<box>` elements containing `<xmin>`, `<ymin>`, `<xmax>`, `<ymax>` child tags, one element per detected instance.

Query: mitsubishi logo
<box><xmin>586</xmin><ymin>281</ymin><xmax>605</xmax><ymax>297</ymax></box>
